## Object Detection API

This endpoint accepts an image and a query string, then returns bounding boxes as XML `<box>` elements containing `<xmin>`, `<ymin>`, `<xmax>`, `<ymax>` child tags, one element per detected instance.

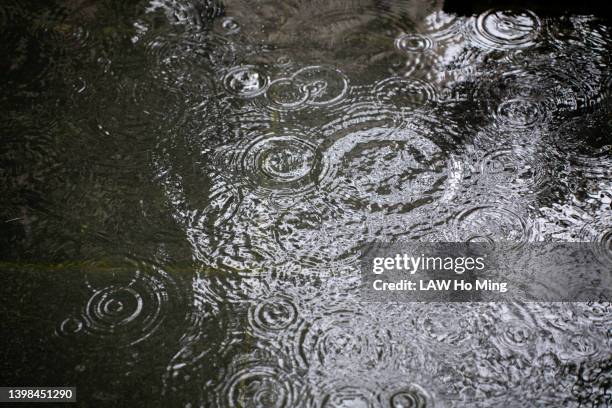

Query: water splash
<box><xmin>224</xmin><ymin>65</ymin><xmax>269</xmax><ymax>97</ymax></box>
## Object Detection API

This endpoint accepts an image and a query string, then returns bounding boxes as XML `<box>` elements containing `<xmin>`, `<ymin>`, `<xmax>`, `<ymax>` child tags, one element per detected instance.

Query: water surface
<box><xmin>1</xmin><ymin>0</ymin><xmax>611</xmax><ymax>406</ymax></box>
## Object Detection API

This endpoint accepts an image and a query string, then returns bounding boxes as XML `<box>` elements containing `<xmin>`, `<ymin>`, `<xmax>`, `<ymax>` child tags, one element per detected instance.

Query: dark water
<box><xmin>1</xmin><ymin>0</ymin><xmax>611</xmax><ymax>406</ymax></box>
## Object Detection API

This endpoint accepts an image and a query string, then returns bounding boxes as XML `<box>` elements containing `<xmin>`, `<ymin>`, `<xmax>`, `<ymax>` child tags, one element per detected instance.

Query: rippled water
<box><xmin>1</xmin><ymin>0</ymin><xmax>611</xmax><ymax>406</ymax></box>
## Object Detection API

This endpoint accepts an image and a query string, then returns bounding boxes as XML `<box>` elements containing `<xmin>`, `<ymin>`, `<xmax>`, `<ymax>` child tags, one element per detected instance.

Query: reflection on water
<box><xmin>1</xmin><ymin>0</ymin><xmax>611</xmax><ymax>406</ymax></box>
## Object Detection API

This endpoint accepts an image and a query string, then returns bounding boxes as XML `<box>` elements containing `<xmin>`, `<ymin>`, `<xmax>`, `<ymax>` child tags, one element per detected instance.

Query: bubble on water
<box><xmin>292</xmin><ymin>66</ymin><xmax>349</xmax><ymax>106</ymax></box>
<box><xmin>221</xmin><ymin>17</ymin><xmax>240</xmax><ymax>34</ymax></box>
<box><xmin>374</xmin><ymin>78</ymin><xmax>438</xmax><ymax>110</ymax></box>
<box><xmin>223</xmin><ymin>65</ymin><xmax>269</xmax><ymax>97</ymax></box>
<box><xmin>395</xmin><ymin>34</ymin><xmax>435</xmax><ymax>53</ymax></box>
<box><xmin>468</xmin><ymin>9</ymin><xmax>541</xmax><ymax>50</ymax></box>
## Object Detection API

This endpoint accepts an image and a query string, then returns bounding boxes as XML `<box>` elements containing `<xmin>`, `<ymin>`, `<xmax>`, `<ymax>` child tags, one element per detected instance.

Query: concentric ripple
<box><xmin>395</xmin><ymin>34</ymin><xmax>435</xmax><ymax>53</ymax></box>
<box><xmin>414</xmin><ymin>303</ymin><xmax>477</xmax><ymax>347</ymax></box>
<box><xmin>480</xmin><ymin>65</ymin><xmax>600</xmax><ymax>123</ymax></box>
<box><xmin>566</xmin><ymin>333</ymin><xmax>603</xmax><ymax>360</ymax></box>
<box><xmin>292</xmin><ymin>66</ymin><xmax>349</xmax><ymax>106</ymax></box>
<box><xmin>6</xmin><ymin>0</ymin><xmax>612</xmax><ymax>407</ymax></box>
<box><xmin>248</xmin><ymin>294</ymin><xmax>299</xmax><ymax>333</ymax></box>
<box><xmin>264</xmin><ymin>77</ymin><xmax>310</xmax><ymax>111</ymax></box>
<box><xmin>494</xmin><ymin>97</ymin><xmax>545</xmax><ymax>129</ymax></box>
<box><xmin>56</xmin><ymin>316</ymin><xmax>85</xmax><ymax>337</ymax></box>
<box><xmin>374</xmin><ymin>78</ymin><xmax>438</xmax><ymax>110</ymax></box>
<box><xmin>496</xmin><ymin>320</ymin><xmax>535</xmax><ymax>352</ymax></box>
<box><xmin>192</xmin><ymin>173</ymin><xmax>241</xmax><ymax>229</ymax></box>
<box><xmin>81</xmin><ymin>263</ymin><xmax>182</xmax><ymax>346</ymax></box>
<box><xmin>381</xmin><ymin>382</ymin><xmax>433</xmax><ymax>408</ymax></box>
<box><xmin>215</xmin><ymin>357</ymin><xmax>302</xmax><ymax>408</ymax></box>
<box><xmin>469</xmin><ymin>9</ymin><xmax>541</xmax><ymax>50</ymax></box>
<box><xmin>472</xmin><ymin>70</ymin><xmax>551</xmax><ymax>129</ymax></box>
<box><xmin>578</xmin><ymin>218</ymin><xmax>612</xmax><ymax>267</ymax></box>
<box><xmin>478</xmin><ymin>146</ymin><xmax>550</xmax><ymax>195</ymax></box>
<box><xmin>223</xmin><ymin>65</ymin><xmax>269</xmax><ymax>97</ymax></box>
<box><xmin>220</xmin><ymin>132</ymin><xmax>323</xmax><ymax>197</ymax></box>
<box><xmin>300</xmin><ymin>310</ymin><xmax>394</xmax><ymax>370</ymax></box>
<box><xmin>322</xmin><ymin>127</ymin><xmax>447</xmax><ymax>213</ymax></box>
<box><xmin>450</xmin><ymin>205</ymin><xmax>532</xmax><ymax>245</ymax></box>
<box><xmin>320</xmin><ymin>384</ymin><xmax>377</xmax><ymax>408</ymax></box>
